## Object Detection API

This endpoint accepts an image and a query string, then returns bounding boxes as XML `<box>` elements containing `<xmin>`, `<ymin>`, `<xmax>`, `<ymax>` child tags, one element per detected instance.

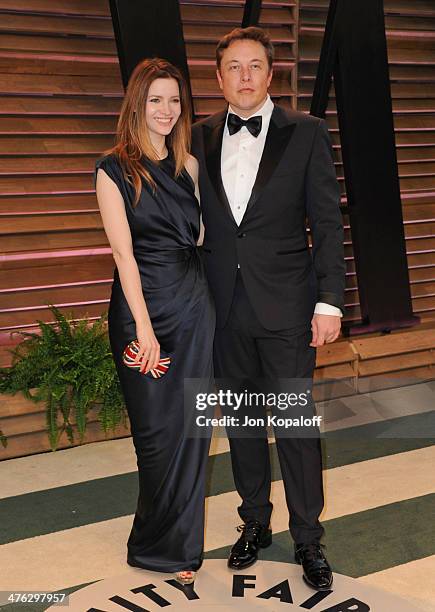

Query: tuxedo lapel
<box><xmin>203</xmin><ymin>111</ymin><xmax>237</xmax><ymax>226</ymax></box>
<box><xmin>244</xmin><ymin>106</ymin><xmax>297</xmax><ymax>216</ymax></box>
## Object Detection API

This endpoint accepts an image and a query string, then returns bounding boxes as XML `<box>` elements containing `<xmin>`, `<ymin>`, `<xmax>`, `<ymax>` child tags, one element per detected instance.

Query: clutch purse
<box><xmin>122</xmin><ymin>339</ymin><xmax>171</xmax><ymax>379</ymax></box>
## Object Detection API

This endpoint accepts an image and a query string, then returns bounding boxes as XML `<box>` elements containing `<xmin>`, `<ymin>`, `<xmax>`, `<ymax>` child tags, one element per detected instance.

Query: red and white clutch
<box><xmin>122</xmin><ymin>339</ymin><xmax>171</xmax><ymax>379</ymax></box>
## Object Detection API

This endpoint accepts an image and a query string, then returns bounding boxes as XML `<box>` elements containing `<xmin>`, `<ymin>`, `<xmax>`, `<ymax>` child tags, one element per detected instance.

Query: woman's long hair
<box><xmin>106</xmin><ymin>58</ymin><xmax>191</xmax><ymax>206</ymax></box>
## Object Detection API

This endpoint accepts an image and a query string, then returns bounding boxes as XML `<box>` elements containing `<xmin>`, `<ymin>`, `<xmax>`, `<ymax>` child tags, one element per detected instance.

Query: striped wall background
<box><xmin>1</xmin><ymin>0</ymin><xmax>435</xmax><ymax>335</ymax></box>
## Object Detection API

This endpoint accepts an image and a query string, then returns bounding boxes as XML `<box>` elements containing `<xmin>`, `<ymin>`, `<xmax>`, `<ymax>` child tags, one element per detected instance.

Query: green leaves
<box><xmin>0</xmin><ymin>306</ymin><xmax>126</xmax><ymax>451</ymax></box>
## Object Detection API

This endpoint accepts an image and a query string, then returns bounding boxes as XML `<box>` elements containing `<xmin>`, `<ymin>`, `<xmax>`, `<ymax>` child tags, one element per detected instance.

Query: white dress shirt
<box><xmin>221</xmin><ymin>95</ymin><xmax>342</xmax><ymax>318</ymax></box>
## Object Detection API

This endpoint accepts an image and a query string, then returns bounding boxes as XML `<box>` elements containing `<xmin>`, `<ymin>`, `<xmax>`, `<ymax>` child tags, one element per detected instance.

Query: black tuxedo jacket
<box><xmin>191</xmin><ymin>104</ymin><xmax>345</xmax><ymax>331</ymax></box>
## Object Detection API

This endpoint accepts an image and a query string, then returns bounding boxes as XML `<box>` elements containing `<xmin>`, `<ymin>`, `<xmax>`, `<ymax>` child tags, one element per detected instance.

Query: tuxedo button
<box><xmin>237</xmin><ymin>232</ymin><xmax>246</xmax><ymax>238</ymax></box>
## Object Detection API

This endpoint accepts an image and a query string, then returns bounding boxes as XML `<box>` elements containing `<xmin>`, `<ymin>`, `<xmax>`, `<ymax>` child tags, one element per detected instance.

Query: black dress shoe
<box><xmin>294</xmin><ymin>542</ymin><xmax>333</xmax><ymax>591</ymax></box>
<box><xmin>228</xmin><ymin>520</ymin><xmax>272</xmax><ymax>570</ymax></box>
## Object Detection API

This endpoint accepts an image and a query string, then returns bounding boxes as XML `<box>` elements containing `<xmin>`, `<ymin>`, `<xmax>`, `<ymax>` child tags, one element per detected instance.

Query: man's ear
<box><xmin>267</xmin><ymin>68</ymin><xmax>273</xmax><ymax>88</ymax></box>
<box><xmin>216</xmin><ymin>68</ymin><xmax>224</xmax><ymax>91</ymax></box>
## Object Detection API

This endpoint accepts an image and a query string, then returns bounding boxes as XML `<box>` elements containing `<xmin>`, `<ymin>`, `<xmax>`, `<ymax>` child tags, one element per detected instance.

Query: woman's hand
<box><xmin>134</xmin><ymin>323</ymin><xmax>161</xmax><ymax>374</ymax></box>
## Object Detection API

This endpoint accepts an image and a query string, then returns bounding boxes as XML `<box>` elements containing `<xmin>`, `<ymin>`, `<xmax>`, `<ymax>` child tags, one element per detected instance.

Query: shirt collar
<box><xmin>226</xmin><ymin>94</ymin><xmax>274</xmax><ymax>130</ymax></box>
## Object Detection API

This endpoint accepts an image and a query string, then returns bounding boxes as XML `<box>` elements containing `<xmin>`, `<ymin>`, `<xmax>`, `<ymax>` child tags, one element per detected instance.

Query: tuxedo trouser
<box><xmin>213</xmin><ymin>271</ymin><xmax>324</xmax><ymax>544</ymax></box>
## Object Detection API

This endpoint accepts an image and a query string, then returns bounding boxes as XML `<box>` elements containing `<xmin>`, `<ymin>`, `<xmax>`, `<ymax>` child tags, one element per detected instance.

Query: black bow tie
<box><xmin>227</xmin><ymin>113</ymin><xmax>262</xmax><ymax>137</ymax></box>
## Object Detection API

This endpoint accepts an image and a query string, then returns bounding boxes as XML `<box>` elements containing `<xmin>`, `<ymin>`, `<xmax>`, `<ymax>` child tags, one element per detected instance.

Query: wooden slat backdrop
<box><xmin>298</xmin><ymin>0</ymin><xmax>435</xmax><ymax>323</ymax></box>
<box><xmin>1</xmin><ymin>0</ymin><xmax>434</xmax><ymax>458</ymax></box>
<box><xmin>0</xmin><ymin>0</ymin><xmax>434</xmax><ymax>340</ymax></box>
<box><xmin>0</xmin><ymin>0</ymin><xmax>298</xmax><ymax>340</ymax></box>
<box><xmin>0</xmin><ymin>0</ymin><xmax>120</xmax><ymax>342</ymax></box>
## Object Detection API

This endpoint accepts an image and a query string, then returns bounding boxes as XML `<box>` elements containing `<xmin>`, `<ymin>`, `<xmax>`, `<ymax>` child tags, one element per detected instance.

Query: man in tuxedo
<box><xmin>191</xmin><ymin>26</ymin><xmax>345</xmax><ymax>591</ymax></box>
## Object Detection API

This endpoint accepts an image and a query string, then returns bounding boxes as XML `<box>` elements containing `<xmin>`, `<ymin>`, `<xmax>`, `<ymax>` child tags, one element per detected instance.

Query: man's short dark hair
<box><xmin>216</xmin><ymin>27</ymin><xmax>274</xmax><ymax>71</ymax></box>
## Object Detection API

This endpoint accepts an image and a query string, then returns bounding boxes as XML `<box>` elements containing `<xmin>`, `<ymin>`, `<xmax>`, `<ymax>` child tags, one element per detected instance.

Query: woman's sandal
<box><xmin>174</xmin><ymin>570</ymin><xmax>196</xmax><ymax>585</ymax></box>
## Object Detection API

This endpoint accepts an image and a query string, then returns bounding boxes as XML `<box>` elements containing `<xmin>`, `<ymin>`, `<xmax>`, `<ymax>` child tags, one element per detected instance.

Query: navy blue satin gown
<box><xmin>95</xmin><ymin>151</ymin><xmax>215</xmax><ymax>572</ymax></box>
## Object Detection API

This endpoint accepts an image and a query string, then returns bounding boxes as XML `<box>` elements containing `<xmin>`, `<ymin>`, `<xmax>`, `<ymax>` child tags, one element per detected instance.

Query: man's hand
<box><xmin>310</xmin><ymin>313</ymin><xmax>341</xmax><ymax>347</ymax></box>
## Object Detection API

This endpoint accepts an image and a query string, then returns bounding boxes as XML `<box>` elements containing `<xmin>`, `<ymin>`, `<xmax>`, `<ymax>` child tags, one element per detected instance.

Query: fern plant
<box><xmin>0</xmin><ymin>307</ymin><xmax>127</xmax><ymax>451</ymax></box>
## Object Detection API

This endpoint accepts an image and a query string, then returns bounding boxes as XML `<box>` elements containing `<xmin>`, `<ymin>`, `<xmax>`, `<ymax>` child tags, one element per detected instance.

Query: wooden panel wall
<box><xmin>0</xmin><ymin>0</ymin><xmax>434</xmax><ymax>341</ymax></box>
<box><xmin>1</xmin><ymin>0</ymin><xmax>434</xmax><ymax>459</ymax></box>
<box><xmin>298</xmin><ymin>0</ymin><xmax>435</xmax><ymax>323</ymax></box>
<box><xmin>0</xmin><ymin>0</ymin><xmax>298</xmax><ymax>340</ymax></box>
<box><xmin>0</xmin><ymin>0</ymin><xmax>120</xmax><ymax>337</ymax></box>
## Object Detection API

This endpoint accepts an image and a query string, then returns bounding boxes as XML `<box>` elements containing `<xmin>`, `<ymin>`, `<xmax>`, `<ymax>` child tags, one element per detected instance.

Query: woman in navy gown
<box><xmin>95</xmin><ymin>58</ymin><xmax>215</xmax><ymax>584</ymax></box>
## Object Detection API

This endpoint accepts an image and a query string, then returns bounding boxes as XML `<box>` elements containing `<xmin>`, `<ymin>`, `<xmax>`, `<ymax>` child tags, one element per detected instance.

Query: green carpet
<box><xmin>1</xmin><ymin>411</ymin><xmax>433</xmax><ymax>546</ymax></box>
